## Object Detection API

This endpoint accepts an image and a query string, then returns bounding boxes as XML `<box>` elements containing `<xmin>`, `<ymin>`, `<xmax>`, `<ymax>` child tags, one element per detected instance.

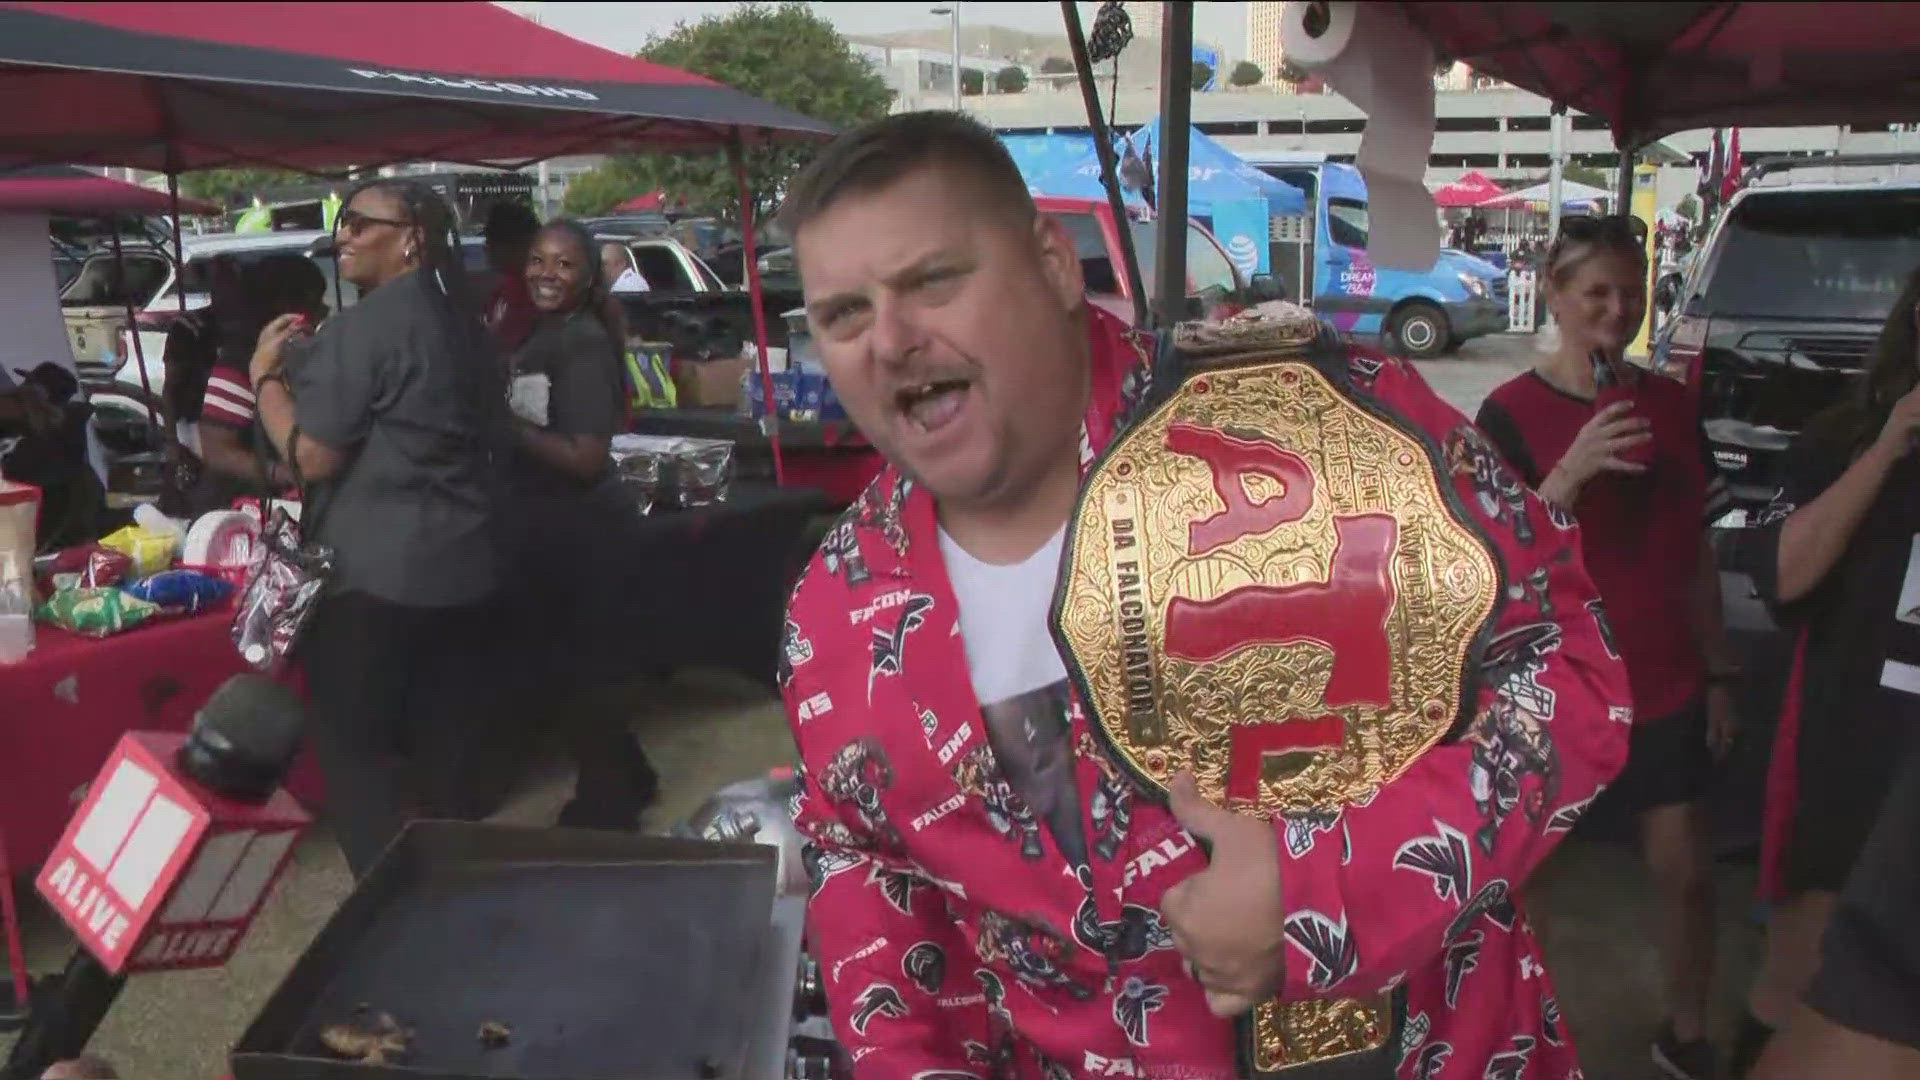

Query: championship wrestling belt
<box><xmin>1052</xmin><ymin>304</ymin><xmax>1502</xmax><ymax>1077</ymax></box>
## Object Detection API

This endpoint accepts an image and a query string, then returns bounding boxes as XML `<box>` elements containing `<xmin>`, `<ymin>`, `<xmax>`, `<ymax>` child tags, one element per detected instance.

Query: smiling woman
<box><xmin>499</xmin><ymin>217</ymin><xmax>659</xmax><ymax>831</ymax></box>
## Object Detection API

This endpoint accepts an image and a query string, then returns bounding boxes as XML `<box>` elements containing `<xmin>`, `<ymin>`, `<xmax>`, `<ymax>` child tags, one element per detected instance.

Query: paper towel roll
<box><xmin>1282</xmin><ymin>1</ymin><xmax>1441</xmax><ymax>271</ymax></box>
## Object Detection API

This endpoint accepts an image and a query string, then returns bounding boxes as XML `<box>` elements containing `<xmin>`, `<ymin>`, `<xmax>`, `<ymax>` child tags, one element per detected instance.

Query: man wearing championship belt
<box><xmin>778</xmin><ymin>112</ymin><xmax>1630</xmax><ymax>1080</ymax></box>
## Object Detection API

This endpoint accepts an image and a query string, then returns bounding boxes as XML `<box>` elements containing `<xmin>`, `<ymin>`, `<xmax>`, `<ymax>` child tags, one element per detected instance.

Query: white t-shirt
<box><xmin>939</xmin><ymin>523</ymin><xmax>1086</xmax><ymax>863</ymax></box>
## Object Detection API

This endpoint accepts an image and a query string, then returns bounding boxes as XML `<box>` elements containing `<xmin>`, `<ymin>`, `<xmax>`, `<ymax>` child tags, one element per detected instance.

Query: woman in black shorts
<box><xmin>1731</xmin><ymin>265</ymin><xmax>1920</xmax><ymax>1075</ymax></box>
<box><xmin>1477</xmin><ymin>216</ymin><xmax>1738</xmax><ymax>1080</ymax></box>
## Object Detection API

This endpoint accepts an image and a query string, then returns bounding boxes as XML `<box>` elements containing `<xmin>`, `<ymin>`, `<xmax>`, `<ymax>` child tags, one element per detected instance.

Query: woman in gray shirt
<box><xmin>247</xmin><ymin>179</ymin><xmax>507</xmax><ymax>877</ymax></box>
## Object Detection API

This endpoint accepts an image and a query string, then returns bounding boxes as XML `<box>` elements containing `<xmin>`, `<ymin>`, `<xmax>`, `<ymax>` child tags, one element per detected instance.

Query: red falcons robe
<box><xmin>781</xmin><ymin>308</ymin><xmax>1630</xmax><ymax>1080</ymax></box>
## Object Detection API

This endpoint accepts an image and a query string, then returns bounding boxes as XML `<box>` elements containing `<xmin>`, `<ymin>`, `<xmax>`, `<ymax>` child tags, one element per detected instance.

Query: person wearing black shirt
<box><xmin>1752</xmin><ymin>736</ymin><xmax>1920</xmax><ymax>1077</ymax></box>
<box><xmin>505</xmin><ymin>218</ymin><xmax>658</xmax><ymax>830</ymax></box>
<box><xmin>246</xmin><ymin>179</ymin><xmax>507</xmax><ymax>877</ymax></box>
<box><xmin>1730</xmin><ymin>265</ymin><xmax>1920</xmax><ymax>1075</ymax></box>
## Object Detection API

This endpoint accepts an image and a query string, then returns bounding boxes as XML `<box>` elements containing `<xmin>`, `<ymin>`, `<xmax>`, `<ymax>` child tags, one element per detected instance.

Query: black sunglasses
<box><xmin>335</xmin><ymin>208</ymin><xmax>412</xmax><ymax>236</ymax></box>
<box><xmin>1558</xmin><ymin>214</ymin><xmax>1649</xmax><ymax>245</ymax></box>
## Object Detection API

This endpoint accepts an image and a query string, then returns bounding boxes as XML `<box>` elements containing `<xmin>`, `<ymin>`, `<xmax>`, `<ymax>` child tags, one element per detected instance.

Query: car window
<box><xmin>632</xmin><ymin>245</ymin><xmax>695</xmax><ymax>291</ymax></box>
<box><xmin>1327</xmin><ymin>198</ymin><xmax>1369</xmax><ymax>250</ymax></box>
<box><xmin>59</xmin><ymin>253</ymin><xmax>171</xmax><ymax>308</ymax></box>
<box><xmin>690</xmin><ymin>252</ymin><xmax>726</xmax><ymax>291</ymax></box>
<box><xmin>1056</xmin><ymin>212</ymin><xmax>1126</xmax><ymax>295</ymax></box>
<box><xmin>1700</xmin><ymin>190</ymin><xmax>1920</xmax><ymax>321</ymax></box>
<box><xmin>1187</xmin><ymin>224</ymin><xmax>1240</xmax><ymax>294</ymax></box>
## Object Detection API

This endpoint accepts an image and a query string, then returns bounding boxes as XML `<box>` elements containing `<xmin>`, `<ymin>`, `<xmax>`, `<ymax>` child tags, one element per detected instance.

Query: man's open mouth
<box><xmin>895</xmin><ymin>379</ymin><xmax>971</xmax><ymax>432</ymax></box>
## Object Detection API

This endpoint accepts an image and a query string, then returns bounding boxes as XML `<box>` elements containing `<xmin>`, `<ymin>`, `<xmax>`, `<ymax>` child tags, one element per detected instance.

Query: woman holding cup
<box><xmin>1476</xmin><ymin>215</ymin><xmax>1738</xmax><ymax>1080</ymax></box>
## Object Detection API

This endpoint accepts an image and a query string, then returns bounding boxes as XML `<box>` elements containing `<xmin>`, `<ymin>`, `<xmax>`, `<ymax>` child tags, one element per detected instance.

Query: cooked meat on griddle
<box><xmin>478</xmin><ymin>1020</ymin><xmax>512</xmax><ymax>1049</ymax></box>
<box><xmin>320</xmin><ymin>1009</ymin><xmax>411</xmax><ymax>1064</ymax></box>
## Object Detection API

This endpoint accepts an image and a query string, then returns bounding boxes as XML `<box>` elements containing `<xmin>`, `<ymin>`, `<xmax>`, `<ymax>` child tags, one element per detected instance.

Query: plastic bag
<box><xmin>36</xmin><ymin>544</ymin><xmax>133</xmax><ymax>593</ymax></box>
<box><xmin>230</xmin><ymin>506</ymin><xmax>333</xmax><ymax>670</ymax></box>
<box><xmin>123</xmin><ymin>569</ymin><xmax>234</xmax><ymax>614</ymax></box>
<box><xmin>99</xmin><ymin>524</ymin><xmax>180</xmax><ymax>579</ymax></box>
<box><xmin>37</xmin><ymin>587</ymin><xmax>160</xmax><ymax>638</ymax></box>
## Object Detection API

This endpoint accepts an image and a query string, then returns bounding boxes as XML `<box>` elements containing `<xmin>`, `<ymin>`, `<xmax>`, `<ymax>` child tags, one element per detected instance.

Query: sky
<box><xmin>496</xmin><ymin>2</ymin><xmax>1252</xmax><ymax>54</ymax></box>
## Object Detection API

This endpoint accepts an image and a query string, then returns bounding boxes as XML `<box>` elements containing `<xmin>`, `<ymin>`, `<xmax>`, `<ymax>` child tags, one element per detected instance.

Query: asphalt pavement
<box><xmin>5</xmin><ymin>333</ymin><xmax>1767</xmax><ymax>1080</ymax></box>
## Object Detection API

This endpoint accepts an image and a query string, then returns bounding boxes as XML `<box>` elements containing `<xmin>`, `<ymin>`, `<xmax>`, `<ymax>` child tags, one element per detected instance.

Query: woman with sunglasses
<box><xmin>1476</xmin><ymin>215</ymin><xmax>1738</xmax><ymax>1080</ymax></box>
<box><xmin>247</xmin><ymin>180</ymin><xmax>510</xmax><ymax>878</ymax></box>
<box><xmin>501</xmin><ymin>218</ymin><xmax>659</xmax><ymax>830</ymax></box>
<box><xmin>1726</xmin><ymin>266</ymin><xmax>1920</xmax><ymax>1076</ymax></box>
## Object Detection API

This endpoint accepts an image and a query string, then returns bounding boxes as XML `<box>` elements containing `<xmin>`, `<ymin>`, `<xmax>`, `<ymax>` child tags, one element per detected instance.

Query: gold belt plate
<box><xmin>1053</xmin><ymin>354</ymin><xmax>1500</xmax><ymax>1072</ymax></box>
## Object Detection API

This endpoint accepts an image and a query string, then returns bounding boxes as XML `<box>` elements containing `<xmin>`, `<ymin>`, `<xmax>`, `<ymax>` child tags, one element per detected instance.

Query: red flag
<box><xmin>1720</xmin><ymin>127</ymin><xmax>1743</xmax><ymax>202</ymax></box>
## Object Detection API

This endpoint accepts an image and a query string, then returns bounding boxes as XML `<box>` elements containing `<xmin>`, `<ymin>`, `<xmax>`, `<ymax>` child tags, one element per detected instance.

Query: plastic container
<box><xmin>0</xmin><ymin>482</ymin><xmax>38</xmax><ymax>663</ymax></box>
<box><xmin>1592</xmin><ymin>350</ymin><xmax>1655</xmax><ymax>467</ymax></box>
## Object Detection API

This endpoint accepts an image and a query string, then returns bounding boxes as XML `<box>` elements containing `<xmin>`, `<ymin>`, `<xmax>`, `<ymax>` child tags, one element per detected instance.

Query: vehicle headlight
<box><xmin>1457</xmin><ymin>271</ymin><xmax>1488</xmax><ymax>299</ymax></box>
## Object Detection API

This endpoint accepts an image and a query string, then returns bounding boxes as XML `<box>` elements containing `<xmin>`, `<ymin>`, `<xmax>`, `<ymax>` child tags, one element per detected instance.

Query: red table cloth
<box><xmin>0</xmin><ymin>610</ymin><xmax>322</xmax><ymax>869</ymax></box>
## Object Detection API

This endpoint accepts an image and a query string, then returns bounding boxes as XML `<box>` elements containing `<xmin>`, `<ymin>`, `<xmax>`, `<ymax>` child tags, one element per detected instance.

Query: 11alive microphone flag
<box><xmin>35</xmin><ymin>731</ymin><xmax>308</xmax><ymax>974</ymax></box>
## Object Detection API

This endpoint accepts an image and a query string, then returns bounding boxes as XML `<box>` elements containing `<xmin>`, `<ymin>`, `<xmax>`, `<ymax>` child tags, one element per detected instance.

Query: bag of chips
<box><xmin>35</xmin><ymin>544</ymin><xmax>134</xmax><ymax>594</ymax></box>
<box><xmin>122</xmin><ymin>569</ymin><xmax>234</xmax><ymax>614</ymax></box>
<box><xmin>99</xmin><ymin>525</ymin><xmax>180</xmax><ymax>580</ymax></box>
<box><xmin>37</xmin><ymin>587</ymin><xmax>160</xmax><ymax>638</ymax></box>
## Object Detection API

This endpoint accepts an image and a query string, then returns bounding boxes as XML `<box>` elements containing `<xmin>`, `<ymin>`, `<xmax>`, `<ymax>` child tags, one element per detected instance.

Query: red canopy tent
<box><xmin>0</xmin><ymin>166</ymin><xmax>220</xmax><ymax>216</ymax></box>
<box><xmin>615</xmin><ymin>191</ymin><xmax>670</xmax><ymax>213</ymax></box>
<box><xmin>0</xmin><ymin>0</ymin><xmax>839</xmax><ymax>481</ymax></box>
<box><xmin>1431</xmin><ymin>169</ymin><xmax>1505</xmax><ymax>208</ymax></box>
<box><xmin>1401</xmin><ymin>3</ymin><xmax>1920</xmax><ymax>151</ymax></box>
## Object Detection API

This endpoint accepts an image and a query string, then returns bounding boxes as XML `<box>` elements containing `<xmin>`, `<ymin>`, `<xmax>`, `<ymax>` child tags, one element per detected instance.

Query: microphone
<box><xmin>175</xmin><ymin>675</ymin><xmax>304</xmax><ymax>804</ymax></box>
<box><xmin>34</xmin><ymin>674</ymin><xmax>310</xmax><ymax>974</ymax></box>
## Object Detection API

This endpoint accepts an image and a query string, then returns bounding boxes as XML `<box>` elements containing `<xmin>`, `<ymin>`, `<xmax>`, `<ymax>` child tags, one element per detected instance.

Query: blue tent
<box><xmin>999</xmin><ymin>133</ymin><xmax>1096</xmax><ymax>186</ymax></box>
<box><xmin>1021</xmin><ymin>117</ymin><xmax>1306</xmax><ymax>217</ymax></box>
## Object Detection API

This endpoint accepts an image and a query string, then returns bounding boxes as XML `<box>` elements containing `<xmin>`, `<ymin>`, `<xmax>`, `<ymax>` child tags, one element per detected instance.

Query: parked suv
<box><xmin>1655</xmin><ymin>165</ymin><xmax>1920</xmax><ymax>539</ymax></box>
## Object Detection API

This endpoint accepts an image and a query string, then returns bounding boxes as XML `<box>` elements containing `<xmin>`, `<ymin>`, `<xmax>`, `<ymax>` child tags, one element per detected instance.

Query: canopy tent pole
<box><xmin>729</xmin><ymin>137</ymin><xmax>784</xmax><ymax>487</ymax></box>
<box><xmin>1151</xmin><ymin>2</ymin><xmax>1194</xmax><ymax>329</ymax></box>
<box><xmin>109</xmin><ymin>220</ymin><xmax>161</xmax><ymax>440</ymax></box>
<box><xmin>1060</xmin><ymin>0</ymin><xmax>1147</xmax><ymax>328</ymax></box>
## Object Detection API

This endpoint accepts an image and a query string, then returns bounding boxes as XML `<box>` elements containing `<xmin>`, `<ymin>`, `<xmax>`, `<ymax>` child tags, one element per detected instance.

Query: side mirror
<box><xmin>1247</xmin><ymin>273</ymin><xmax>1287</xmax><ymax>303</ymax></box>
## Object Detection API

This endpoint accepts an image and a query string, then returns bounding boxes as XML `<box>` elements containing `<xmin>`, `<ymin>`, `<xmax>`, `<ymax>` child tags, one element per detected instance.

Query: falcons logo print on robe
<box><xmin>903</xmin><ymin>941</ymin><xmax>946</xmax><ymax>995</ymax></box>
<box><xmin>1542</xmin><ymin>992</ymin><xmax>1564</xmax><ymax>1045</ymax></box>
<box><xmin>1484</xmin><ymin>1035</ymin><xmax>1537</xmax><ymax>1080</ymax></box>
<box><xmin>1546</xmin><ymin>792</ymin><xmax>1598</xmax><ymax>834</ymax></box>
<box><xmin>869</xmin><ymin>593</ymin><xmax>934</xmax><ymax>697</ymax></box>
<box><xmin>800</xmin><ymin>843</ymin><xmax>866</xmax><ymax>898</ymax></box>
<box><xmin>1281</xmin><ymin>806</ymin><xmax>1342</xmax><ymax>858</ymax></box>
<box><xmin>1112</xmin><ymin>976</ymin><xmax>1168</xmax><ymax>1047</ymax></box>
<box><xmin>850</xmin><ymin>982</ymin><xmax>909</xmax><ymax>1036</ymax></box>
<box><xmin>820</xmin><ymin>518</ymin><xmax>869</xmax><ymax>586</ymax></box>
<box><xmin>866</xmin><ymin>862</ymin><xmax>920</xmax><ymax>915</ymax></box>
<box><xmin>1481</xmin><ymin>622</ymin><xmax>1563</xmax><ymax>720</ymax></box>
<box><xmin>1393</xmin><ymin>819</ymin><xmax>1473</xmax><ymax>903</ymax></box>
<box><xmin>910</xmin><ymin>1073</ymin><xmax>981</xmax><ymax>1080</ymax></box>
<box><xmin>1444</xmin><ymin>880</ymin><xmax>1518</xmax><ymax>945</ymax></box>
<box><xmin>1283</xmin><ymin>910</ymin><xmax>1357</xmax><ymax>991</ymax></box>
<box><xmin>822</xmin><ymin>737</ymin><xmax>897</xmax><ymax>844</ymax></box>
<box><xmin>1411</xmin><ymin>1042</ymin><xmax>1453</xmax><ymax>1080</ymax></box>
<box><xmin>1444</xmin><ymin>930</ymin><xmax>1482</xmax><ymax>1008</ymax></box>
<box><xmin>1587</xmin><ymin>598</ymin><xmax>1620</xmax><ymax>659</ymax></box>
<box><xmin>1071</xmin><ymin>894</ymin><xmax>1174</xmax><ymax>961</ymax></box>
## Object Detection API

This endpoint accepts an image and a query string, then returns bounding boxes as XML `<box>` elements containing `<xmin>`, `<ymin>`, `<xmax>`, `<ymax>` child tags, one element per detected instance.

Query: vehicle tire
<box><xmin>1389</xmin><ymin>302</ymin><xmax>1450</xmax><ymax>359</ymax></box>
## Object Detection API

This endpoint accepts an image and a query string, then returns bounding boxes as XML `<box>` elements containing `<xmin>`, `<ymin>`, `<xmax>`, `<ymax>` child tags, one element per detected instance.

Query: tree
<box><xmin>562</xmin><ymin>162</ymin><xmax>648</xmax><ymax>217</ymax></box>
<box><xmin>1039</xmin><ymin>55</ymin><xmax>1075</xmax><ymax>75</ymax></box>
<box><xmin>575</xmin><ymin>3</ymin><xmax>892</xmax><ymax>227</ymax></box>
<box><xmin>1564</xmin><ymin>165</ymin><xmax>1612</xmax><ymax>191</ymax></box>
<box><xmin>1229</xmin><ymin>60</ymin><xmax>1263</xmax><ymax>87</ymax></box>
<box><xmin>995</xmin><ymin>66</ymin><xmax>1028</xmax><ymax>94</ymax></box>
<box><xmin>179</xmin><ymin>167</ymin><xmax>307</xmax><ymax>206</ymax></box>
<box><xmin>961</xmin><ymin>67</ymin><xmax>985</xmax><ymax>96</ymax></box>
<box><xmin>1190</xmin><ymin>61</ymin><xmax>1213</xmax><ymax>92</ymax></box>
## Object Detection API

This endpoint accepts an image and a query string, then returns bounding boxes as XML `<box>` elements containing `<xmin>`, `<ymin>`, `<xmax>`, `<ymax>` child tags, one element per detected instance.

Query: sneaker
<box><xmin>1653</xmin><ymin>1023</ymin><xmax>1719</xmax><ymax>1080</ymax></box>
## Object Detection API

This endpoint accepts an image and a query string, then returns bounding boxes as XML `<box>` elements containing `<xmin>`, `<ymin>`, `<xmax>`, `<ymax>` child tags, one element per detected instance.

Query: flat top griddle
<box><xmin>234</xmin><ymin>822</ymin><xmax>779</xmax><ymax>1080</ymax></box>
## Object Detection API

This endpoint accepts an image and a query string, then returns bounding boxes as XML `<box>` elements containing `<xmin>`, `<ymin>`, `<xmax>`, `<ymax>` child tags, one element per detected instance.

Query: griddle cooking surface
<box><xmin>234</xmin><ymin>825</ymin><xmax>777</xmax><ymax>1080</ymax></box>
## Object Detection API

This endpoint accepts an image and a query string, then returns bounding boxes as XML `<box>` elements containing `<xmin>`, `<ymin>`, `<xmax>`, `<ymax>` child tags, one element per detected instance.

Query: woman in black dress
<box><xmin>1733</xmin><ymin>265</ymin><xmax>1920</xmax><ymax>1074</ymax></box>
<box><xmin>505</xmin><ymin>218</ymin><xmax>658</xmax><ymax>829</ymax></box>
